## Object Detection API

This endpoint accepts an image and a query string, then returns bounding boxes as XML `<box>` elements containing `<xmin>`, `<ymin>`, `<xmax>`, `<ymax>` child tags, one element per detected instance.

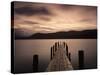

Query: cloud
<box><xmin>38</xmin><ymin>26</ymin><xmax>55</xmax><ymax>30</ymax></box>
<box><xmin>12</xmin><ymin>2</ymin><xmax>97</xmax><ymax>35</ymax></box>
<box><xmin>14</xmin><ymin>6</ymin><xmax>52</xmax><ymax>16</ymax></box>
<box><xmin>79</xmin><ymin>18</ymin><xmax>95</xmax><ymax>23</ymax></box>
<box><xmin>58</xmin><ymin>4</ymin><xmax>73</xmax><ymax>10</ymax></box>
<box><xmin>23</xmin><ymin>21</ymin><xmax>39</xmax><ymax>25</ymax></box>
<box><xmin>38</xmin><ymin>16</ymin><xmax>51</xmax><ymax>21</ymax></box>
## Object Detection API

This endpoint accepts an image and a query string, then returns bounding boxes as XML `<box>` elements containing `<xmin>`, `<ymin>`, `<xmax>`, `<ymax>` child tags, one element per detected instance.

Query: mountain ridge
<box><xmin>13</xmin><ymin>29</ymin><xmax>97</xmax><ymax>39</ymax></box>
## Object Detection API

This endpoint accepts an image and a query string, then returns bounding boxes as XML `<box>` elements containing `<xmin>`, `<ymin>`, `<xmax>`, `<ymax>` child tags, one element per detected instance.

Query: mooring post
<box><xmin>68</xmin><ymin>53</ymin><xmax>71</xmax><ymax>61</ymax></box>
<box><xmin>33</xmin><ymin>54</ymin><xmax>38</xmax><ymax>72</ymax></box>
<box><xmin>66</xmin><ymin>44</ymin><xmax>68</xmax><ymax>57</ymax></box>
<box><xmin>51</xmin><ymin>47</ymin><xmax>53</xmax><ymax>60</ymax></box>
<box><xmin>78</xmin><ymin>50</ymin><xmax>84</xmax><ymax>69</ymax></box>
<box><xmin>53</xmin><ymin>45</ymin><xmax>55</xmax><ymax>57</ymax></box>
<box><xmin>63</xmin><ymin>42</ymin><xmax>66</xmax><ymax>47</ymax></box>
<box><xmin>55</xmin><ymin>42</ymin><xmax>57</xmax><ymax>52</ymax></box>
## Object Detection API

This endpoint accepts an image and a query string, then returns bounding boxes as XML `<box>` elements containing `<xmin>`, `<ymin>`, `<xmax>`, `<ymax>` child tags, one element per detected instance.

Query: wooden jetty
<box><xmin>46</xmin><ymin>42</ymin><xmax>73</xmax><ymax>71</ymax></box>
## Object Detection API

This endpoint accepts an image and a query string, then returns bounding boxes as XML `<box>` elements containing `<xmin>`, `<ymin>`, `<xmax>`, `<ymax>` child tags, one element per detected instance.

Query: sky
<box><xmin>12</xmin><ymin>1</ymin><xmax>97</xmax><ymax>36</ymax></box>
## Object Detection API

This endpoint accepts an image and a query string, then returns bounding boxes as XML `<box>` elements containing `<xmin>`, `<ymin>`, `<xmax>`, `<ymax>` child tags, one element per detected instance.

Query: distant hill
<box><xmin>13</xmin><ymin>29</ymin><xmax>97</xmax><ymax>39</ymax></box>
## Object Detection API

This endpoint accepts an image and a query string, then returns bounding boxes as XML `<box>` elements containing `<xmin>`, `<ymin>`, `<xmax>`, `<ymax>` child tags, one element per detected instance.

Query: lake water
<box><xmin>14</xmin><ymin>39</ymin><xmax>97</xmax><ymax>73</ymax></box>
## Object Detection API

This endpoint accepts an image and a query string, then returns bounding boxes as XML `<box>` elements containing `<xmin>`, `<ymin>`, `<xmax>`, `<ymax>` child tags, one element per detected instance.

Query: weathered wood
<box><xmin>78</xmin><ymin>50</ymin><xmax>84</xmax><ymax>69</ymax></box>
<box><xmin>33</xmin><ymin>55</ymin><xmax>38</xmax><ymax>72</ymax></box>
<box><xmin>46</xmin><ymin>42</ymin><xmax>73</xmax><ymax>71</ymax></box>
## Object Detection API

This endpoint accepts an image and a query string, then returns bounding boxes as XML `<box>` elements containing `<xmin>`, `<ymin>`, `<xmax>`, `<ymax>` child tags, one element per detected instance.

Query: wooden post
<box><xmin>33</xmin><ymin>55</ymin><xmax>38</xmax><ymax>72</ymax></box>
<box><xmin>51</xmin><ymin>47</ymin><xmax>53</xmax><ymax>60</ymax></box>
<box><xmin>68</xmin><ymin>53</ymin><xmax>71</xmax><ymax>61</ymax></box>
<box><xmin>53</xmin><ymin>46</ymin><xmax>55</xmax><ymax>57</ymax></box>
<box><xmin>55</xmin><ymin>43</ymin><xmax>57</xmax><ymax>52</ymax></box>
<box><xmin>78</xmin><ymin>50</ymin><xmax>84</xmax><ymax>69</ymax></box>
<box><xmin>63</xmin><ymin>42</ymin><xmax>66</xmax><ymax>47</ymax></box>
<box><xmin>66</xmin><ymin>44</ymin><xmax>68</xmax><ymax>57</ymax></box>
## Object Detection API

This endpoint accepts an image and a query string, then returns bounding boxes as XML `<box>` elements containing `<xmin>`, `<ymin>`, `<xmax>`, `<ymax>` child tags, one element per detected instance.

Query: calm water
<box><xmin>15</xmin><ymin>39</ymin><xmax>97</xmax><ymax>73</ymax></box>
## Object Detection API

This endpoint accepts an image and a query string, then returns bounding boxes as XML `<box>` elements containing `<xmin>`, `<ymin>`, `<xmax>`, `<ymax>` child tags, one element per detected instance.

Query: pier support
<box><xmin>51</xmin><ymin>47</ymin><xmax>53</xmax><ymax>60</ymax></box>
<box><xmin>33</xmin><ymin>55</ymin><xmax>38</xmax><ymax>72</ymax></box>
<box><xmin>78</xmin><ymin>50</ymin><xmax>84</xmax><ymax>69</ymax></box>
<box><xmin>66</xmin><ymin>44</ymin><xmax>68</xmax><ymax>57</ymax></box>
<box><xmin>68</xmin><ymin>53</ymin><xmax>71</xmax><ymax>61</ymax></box>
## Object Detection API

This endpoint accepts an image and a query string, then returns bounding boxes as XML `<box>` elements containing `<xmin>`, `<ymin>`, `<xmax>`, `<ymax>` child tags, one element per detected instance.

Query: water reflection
<box><xmin>15</xmin><ymin>39</ymin><xmax>97</xmax><ymax>72</ymax></box>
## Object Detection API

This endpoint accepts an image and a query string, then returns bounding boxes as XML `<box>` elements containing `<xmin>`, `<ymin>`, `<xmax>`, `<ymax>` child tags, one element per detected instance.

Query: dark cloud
<box><xmin>59</xmin><ymin>4</ymin><xmax>97</xmax><ymax>12</ymax></box>
<box><xmin>84</xmin><ymin>6</ymin><xmax>97</xmax><ymax>11</ymax></box>
<box><xmin>14</xmin><ymin>6</ymin><xmax>52</xmax><ymax>16</ymax></box>
<box><xmin>39</xmin><ymin>16</ymin><xmax>51</xmax><ymax>21</ymax></box>
<box><xmin>58</xmin><ymin>4</ymin><xmax>73</xmax><ymax>10</ymax></box>
<box><xmin>79</xmin><ymin>18</ymin><xmax>96</xmax><ymax>23</ymax></box>
<box><xmin>23</xmin><ymin>21</ymin><xmax>39</xmax><ymax>24</ymax></box>
<box><xmin>85</xmin><ymin>6</ymin><xmax>97</xmax><ymax>14</ymax></box>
